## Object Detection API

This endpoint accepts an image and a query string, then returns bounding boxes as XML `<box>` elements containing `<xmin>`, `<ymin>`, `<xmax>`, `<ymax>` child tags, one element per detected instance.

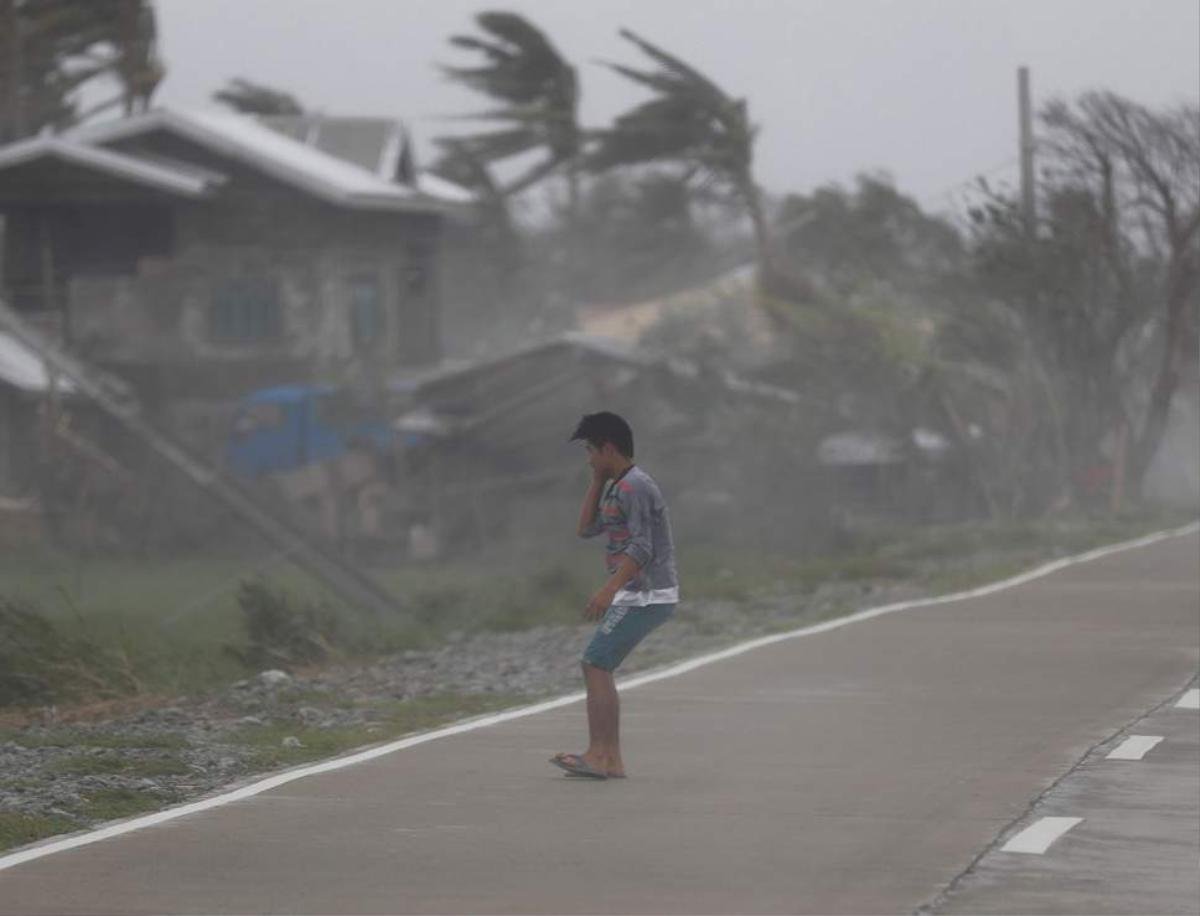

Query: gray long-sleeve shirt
<box><xmin>580</xmin><ymin>465</ymin><xmax>680</xmax><ymax>607</ymax></box>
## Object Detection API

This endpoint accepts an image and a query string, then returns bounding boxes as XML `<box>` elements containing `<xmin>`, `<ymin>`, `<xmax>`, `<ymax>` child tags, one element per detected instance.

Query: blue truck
<box><xmin>224</xmin><ymin>384</ymin><xmax>395</xmax><ymax>478</ymax></box>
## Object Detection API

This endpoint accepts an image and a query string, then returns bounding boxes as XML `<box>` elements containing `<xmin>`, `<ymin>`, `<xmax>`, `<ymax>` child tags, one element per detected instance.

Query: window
<box><xmin>209</xmin><ymin>277</ymin><xmax>281</xmax><ymax>343</ymax></box>
<box><xmin>348</xmin><ymin>274</ymin><xmax>382</xmax><ymax>350</ymax></box>
<box><xmin>230</xmin><ymin>402</ymin><xmax>285</xmax><ymax>439</ymax></box>
<box><xmin>403</xmin><ymin>240</ymin><xmax>434</xmax><ymax>300</ymax></box>
<box><xmin>397</xmin><ymin>240</ymin><xmax>438</xmax><ymax>364</ymax></box>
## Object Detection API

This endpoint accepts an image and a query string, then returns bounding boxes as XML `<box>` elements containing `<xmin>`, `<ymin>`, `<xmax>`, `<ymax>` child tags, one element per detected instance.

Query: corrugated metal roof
<box><xmin>0</xmin><ymin>135</ymin><xmax>218</xmax><ymax>198</ymax></box>
<box><xmin>388</xmin><ymin>332</ymin><xmax>803</xmax><ymax>407</ymax></box>
<box><xmin>259</xmin><ymin>115</ymin><xmax>396</xmax><ymax>175</ymax></box>
<box><xmin>415</xmin><ymin>171</ymin><xmax>476</xmax><ymax>205</ymax></box>
<box><xmin>70</xmin><ymin>108</ymin><xmax>451</xmax><ymax>213</ymax></box>
<box><xmin>0</xmin><ymin>330</ymin><xmax>76</xmax><ymax>393</ymax></box>
<box><xmin>258</xmin><ymin>114</ymin><xmax>476</xmax><ymax>204</ymax></box>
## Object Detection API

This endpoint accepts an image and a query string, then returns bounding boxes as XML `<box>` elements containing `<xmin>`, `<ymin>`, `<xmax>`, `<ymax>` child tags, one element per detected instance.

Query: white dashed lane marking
<box><xmin>1001</xmin><ymin>817</ymin><xmax>1083</xmax><ymax>854</ymax></box>
<box><xmin>1105</xmin><ymin>735</ymin><xmax>1165</xmax><ymax>760</ymax></box>
<box><xmin>1174</xmin><ymin>688</ymin><xmax>1199</xmax><ymax>709</ymax></box>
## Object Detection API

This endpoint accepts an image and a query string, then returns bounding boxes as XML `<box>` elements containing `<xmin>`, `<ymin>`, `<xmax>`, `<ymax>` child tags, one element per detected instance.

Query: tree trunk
<box><xmin>737</xmin><ymin>173</ymin><xmax>774</xmax><ymax>277</ymax></box>
<box><xmin>1128</xmin><ymin>255</ymin><xmax>1197</xmax><ymax>490</ymax></box>
<box><xmin>2</xmin><ymin>0</ymin><xmax>25</xmax><ymax>142</ymax></box>
<box><xmin>501</xmin><ymin>155</ymin><xmax>563</xmax><ymax>199</ymax></box>
<box><xmin>564</xmin><ymin>157</ymin><xmax>581</xmax><ymax>297</ymax></box>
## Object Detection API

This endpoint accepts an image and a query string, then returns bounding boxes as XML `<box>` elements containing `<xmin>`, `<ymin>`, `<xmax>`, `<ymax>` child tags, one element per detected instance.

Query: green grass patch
<box><xmin>0</xmin><ymin>550</ymin><xmax>341</xmax><ymax>700</ymax></box>
<box><xmin>45</xmin><ymin>752</ymin><xmax>190</xmax><ymax>778</ymax></box>
<box><xmin>124</xmin><ymin>756</ymin><xmax>191</xmax><ymax>778</ymax></box>
<box><xmin>368</xmin><ymin>692</ymin><xmax>531</xmax><ymax>733</ymax></box>
<box><xmin>919</xmin><ymin>559</ymin><xmax>1036</xmax><ymax>595</ymax></box>
<box><xmin>0</xmin><ymin>812</ymin><xmax>79</xmax><ymax>852</ymax></box>
<box><xmin>376</xmin><ymin>559</ymin><xmax>595</xmax><ymax>636</ymax></box>
<box><xmin>0</xmin><ymin>728</ymin><xmax>187</xmax><ymax>750</ymax></box>
<box><xmin>81</xmin><ymin>732</ymin><xmax>189</xmax><ymax>750</ymax></box>
<box><xmin>678</xmin><ymin>548</ymin><xmax>914</xmax><ymax>604</ymax></box>
<box><xmin>73</xmin><ymin>787</ymin><xmax>165</xmax><ymax>822</ymax></box>
<box><xmin>0</xmin><ymin>777</ymin><xmax>46</xmax><ymax>792</ymax></box>
<box><xmin>287</xmin><ymin>688</ymin><xmax>352</xmax><ymax>709</ymax></box>
<box><xmin>47</xmin><ymin>755</ymin><xmax>127</xmax><ymax>776</ymax></box>
<box><xmin>228</xmin><ymin>692</ymin><xmax>530</xmax><ymax>770</ymax></box>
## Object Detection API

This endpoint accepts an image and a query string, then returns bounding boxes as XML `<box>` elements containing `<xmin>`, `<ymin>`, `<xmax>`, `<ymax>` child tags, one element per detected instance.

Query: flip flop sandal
<box><xmin>565</xmin><ymin>769</ymin><xmax>627</xmax><ymax>779</ymax></box>
<box><xmin>549</xmin><ymin>753</ymin><xmax>607</xmax><ymax>779</ymax></box>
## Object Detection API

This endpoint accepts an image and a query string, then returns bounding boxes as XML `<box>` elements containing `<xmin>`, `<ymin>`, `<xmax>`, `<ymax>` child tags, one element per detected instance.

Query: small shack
<box><xmin>383</xmin><ymin>333</ymin><xmax>816</xmax><ymax>555</ymax></box>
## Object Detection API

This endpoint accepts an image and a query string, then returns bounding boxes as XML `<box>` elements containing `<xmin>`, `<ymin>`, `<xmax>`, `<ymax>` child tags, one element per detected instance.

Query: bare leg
<box><xmin>581</xmin><ymin>662</ymin><xmax>625</xmax><ymax>776</ymax></box>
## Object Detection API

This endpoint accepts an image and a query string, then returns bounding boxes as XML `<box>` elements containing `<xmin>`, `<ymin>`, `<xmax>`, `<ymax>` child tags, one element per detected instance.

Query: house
<box><xmin>0</xmin><ymin>108</ymin><xmax>470</xmax><ymax>417</ymax></box>
<box><xmin>253</xmin><ymin>113</ymin><xmax>474</xmax><ymax>207</ymax></box>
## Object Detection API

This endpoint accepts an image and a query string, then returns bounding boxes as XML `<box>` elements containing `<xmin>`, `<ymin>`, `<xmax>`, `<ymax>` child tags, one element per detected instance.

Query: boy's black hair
<box><xmin>569</xmin><ymin>411</ymin><xmax>634</xmax><ymax>458</ymax></box>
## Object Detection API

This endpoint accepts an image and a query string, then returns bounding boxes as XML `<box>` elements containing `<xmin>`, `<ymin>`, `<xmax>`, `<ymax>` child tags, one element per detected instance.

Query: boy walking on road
<box><xmin>551</xmin><ymin>412</ymin><xmax>679</xmax><ymax>780</ymax></box>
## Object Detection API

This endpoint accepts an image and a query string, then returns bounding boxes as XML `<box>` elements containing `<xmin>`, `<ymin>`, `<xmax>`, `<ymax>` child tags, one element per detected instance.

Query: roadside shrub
<box><xmin>225</xmin><ymin>580</ymin><xmax>346</xmax><ymax>672</ymax></box>
<box><xmin>0</xmin><ymin>598</ymin><xmax>142</xmax><ymax>707</ymax></box>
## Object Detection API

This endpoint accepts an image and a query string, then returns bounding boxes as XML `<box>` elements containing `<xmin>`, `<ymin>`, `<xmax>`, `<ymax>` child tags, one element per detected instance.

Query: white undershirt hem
<box><xmin>611</xmin><ymin>586</ymin><xmax>680</xmax><ymax>607</ymax></box>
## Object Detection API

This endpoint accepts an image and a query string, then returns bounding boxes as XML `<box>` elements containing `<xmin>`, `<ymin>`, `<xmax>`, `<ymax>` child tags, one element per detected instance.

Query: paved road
<box><xmin>930</xmin><ymin>678</ymin><xmax>1199</xmax><ymax>914</ymax></box>
<box><xmin>2</xmin><ymin>530</ymin><xmax>1197</xmax><ymax>915</ymax></box>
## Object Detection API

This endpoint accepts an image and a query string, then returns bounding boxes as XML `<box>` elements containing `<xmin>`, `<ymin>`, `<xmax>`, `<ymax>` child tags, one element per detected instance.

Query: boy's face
<box><xmin>584</xmin><ymin>441</ymin><xmax>620</xmax><ymax>477</ymax></box>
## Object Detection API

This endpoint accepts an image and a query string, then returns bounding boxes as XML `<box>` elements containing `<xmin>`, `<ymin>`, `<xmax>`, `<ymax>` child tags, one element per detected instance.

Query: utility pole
<box><xmin>1018</xmin><ymin>65</ymin><xmax>1036</xmax><ymax>237</ymax></box>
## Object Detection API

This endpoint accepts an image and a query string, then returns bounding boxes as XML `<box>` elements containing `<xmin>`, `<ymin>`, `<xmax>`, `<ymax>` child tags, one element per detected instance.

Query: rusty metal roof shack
<box><xmin>386</xmin><ymin>333</ymin><xmax>820</xmax><ymax>554</ymax></box>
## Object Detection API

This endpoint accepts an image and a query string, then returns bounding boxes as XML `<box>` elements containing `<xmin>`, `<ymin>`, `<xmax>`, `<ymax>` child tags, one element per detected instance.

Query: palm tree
<box><xmin>437</xmin><ymin>11</ymin><xmax>581</xmax><ymax>205</ymax></box>
<box><xmin>111</xmin><ymin>0</ymin><xmax>163</xmax><ymax>115</ymax></box>
<box><xmin>0</xmin><ymin>0</ymin><xmax>163</xmax><ymax>141</ymax></box>
<box><xmin>430</xmin><ymin>138</ymin><xmax>519</xmax><ymax>249</ymax></box>
<box><xmin>212</xmin><ymin>77</ymin><xmax>304</xmax><ymax>116</ymax></box>
<box><xmin>589</xmin><ymin>28</ymin><xmax>775</xmax><ymax>280</ymax></box>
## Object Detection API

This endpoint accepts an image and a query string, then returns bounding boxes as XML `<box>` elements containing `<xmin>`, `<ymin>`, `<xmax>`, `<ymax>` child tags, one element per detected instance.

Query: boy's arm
<box><xmin>576</xmin><ymin>471</ymin><xmax>608</xmax><ymax>538</ymax></box>
<box><xmin>585</xmin><ymin>554</ymin><xmax>641</xmax><ymax>620</ymax></box>
<box><xmin>583</xmin><ymin>486</ymin><xmax>652</xmax><ymax>620</ymax></box>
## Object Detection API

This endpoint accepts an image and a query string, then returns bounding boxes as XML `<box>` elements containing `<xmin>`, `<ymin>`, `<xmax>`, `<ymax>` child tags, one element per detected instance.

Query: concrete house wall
<box><xmin>0</xmin><ymin>112</ymin><xmax>450</xmax><ymax>406</ymax></box>
<box><xmin>72</xmin><ymin>135</ymin><xmax>441</xmax><ymax>393</ymax></box>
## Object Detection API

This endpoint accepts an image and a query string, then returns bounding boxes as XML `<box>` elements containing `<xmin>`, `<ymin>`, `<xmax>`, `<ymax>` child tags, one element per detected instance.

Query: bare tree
<box><xmin>1039</xmin><ymin>91</ymin><xmax>1199</xmax><ymax>494</ymax></box>
<box><xmin>964</xmin><ymin>92</ymin><xmax>1198</xmax><ymax>509</ymax></box>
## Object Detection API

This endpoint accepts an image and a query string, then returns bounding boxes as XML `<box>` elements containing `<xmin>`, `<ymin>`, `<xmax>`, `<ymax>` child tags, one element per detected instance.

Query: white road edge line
<box><xmin>1175</xmin><ymin>688</ymin><xmax>1199</xmax><ymax>709</ymax></box>
<box><xmin>1105</xmin><ymin>734</ymin><xmax>1164</xmax><ymax>760</ymax></box>
<box><xmin>1001</xmin><ymin>816</ymin><xmax>1083</xmax><ymax>854</ymax></box>
<box><xmin>1</xmin><ymin>520</ymin><xmax>1196</xmax><ymax>873</ymax></box>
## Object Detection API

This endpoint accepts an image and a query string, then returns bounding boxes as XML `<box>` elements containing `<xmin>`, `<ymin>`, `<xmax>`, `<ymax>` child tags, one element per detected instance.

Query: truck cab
<box><xmin>225</xmin><ymin>384</ymin><xmax>391</xmax><ymax>478</ymax></box>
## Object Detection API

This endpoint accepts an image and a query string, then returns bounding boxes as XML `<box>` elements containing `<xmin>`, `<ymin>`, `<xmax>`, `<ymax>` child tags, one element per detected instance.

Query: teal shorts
<box><xmin>582</xmin><ymin>602</ymin><xmax>676</xmax><ymax>672</ymax></box>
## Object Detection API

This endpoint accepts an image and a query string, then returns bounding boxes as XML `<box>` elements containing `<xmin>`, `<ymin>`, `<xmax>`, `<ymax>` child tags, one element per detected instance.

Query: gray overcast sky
<box><xmin>152</xmin><ymin>0</ymin><xmax>1199</xmax><ymax>210</ymax></box>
